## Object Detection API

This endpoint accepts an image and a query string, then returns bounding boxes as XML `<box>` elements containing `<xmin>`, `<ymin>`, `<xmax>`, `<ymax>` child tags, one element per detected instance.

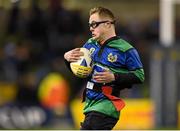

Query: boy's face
<box><xmin>89</xmin><ymin>13</ymin><xmax>107</xmax><ymax>42</ymax></box>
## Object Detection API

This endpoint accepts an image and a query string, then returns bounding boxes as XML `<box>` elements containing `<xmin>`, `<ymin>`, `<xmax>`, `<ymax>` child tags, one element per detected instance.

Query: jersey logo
<box><xmin>89</xmin><ymin>47</ymin><xmax>95</xmax><ymax>55</ymax></box>
<box><xmin>108</xmin><ymin>53</ymin><xmax>117</xmax><ymax>62</ymax></box>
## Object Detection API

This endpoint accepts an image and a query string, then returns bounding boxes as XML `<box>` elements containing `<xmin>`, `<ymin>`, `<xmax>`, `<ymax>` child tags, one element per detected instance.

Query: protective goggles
<box><xmin>89</xmin><ymin>20</ymin><xmax>115</xmax><ymax>29</ymax></box>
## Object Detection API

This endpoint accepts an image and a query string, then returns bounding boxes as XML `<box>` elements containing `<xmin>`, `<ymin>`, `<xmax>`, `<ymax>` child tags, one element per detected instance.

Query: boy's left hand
<box><xmin>93</xmin><ymin>70</ymin><xmax>115</xmax><ymax>84</ymax></box>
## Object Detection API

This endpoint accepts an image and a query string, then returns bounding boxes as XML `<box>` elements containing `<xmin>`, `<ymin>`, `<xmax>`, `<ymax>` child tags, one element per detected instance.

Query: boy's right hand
<box><xmin>64</xmin><ymin>48</ymin><xmax>84</xmax><ymax>62</ymax></box>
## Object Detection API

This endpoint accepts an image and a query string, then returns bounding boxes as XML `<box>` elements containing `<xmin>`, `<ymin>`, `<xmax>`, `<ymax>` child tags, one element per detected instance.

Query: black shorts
<box><xmin>80</xmin><ymin>111</ymin><xmax>118</xmax><ymax>130</ymax></box>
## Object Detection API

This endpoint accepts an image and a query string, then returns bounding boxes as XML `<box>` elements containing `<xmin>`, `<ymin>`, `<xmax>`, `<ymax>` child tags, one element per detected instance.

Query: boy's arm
<box><xmin>112</xmin><ymin>48</ymin><xmax>145</xmax><ymax>89</ymax></box>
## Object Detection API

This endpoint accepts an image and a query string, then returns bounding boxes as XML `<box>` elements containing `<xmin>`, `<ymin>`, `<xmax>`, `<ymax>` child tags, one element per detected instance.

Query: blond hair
<box><xmin>89</xmin><ymin>7</ymin><xmax>115</xmax><ymax>21</ymax></box>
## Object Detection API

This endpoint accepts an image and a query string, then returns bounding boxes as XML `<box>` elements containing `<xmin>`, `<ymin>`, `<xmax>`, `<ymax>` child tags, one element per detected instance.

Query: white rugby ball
<box><xmin>70</xmin><ymin>48</ymin><xmax>92</xmax><ymax>78</ymax></box>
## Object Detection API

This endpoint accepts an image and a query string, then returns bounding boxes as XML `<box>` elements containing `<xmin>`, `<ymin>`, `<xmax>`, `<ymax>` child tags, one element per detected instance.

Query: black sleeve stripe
<box><xmin>112</xmin><ymin>73</ymin><xmax>142</xmax><ymax>90</ymax></box>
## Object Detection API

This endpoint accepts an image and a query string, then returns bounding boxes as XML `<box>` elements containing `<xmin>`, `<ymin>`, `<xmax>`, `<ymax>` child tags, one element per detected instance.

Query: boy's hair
<box><xmin>89</xmin><ymin>7</ymin><xmax>115</xmax><ymax>21</ymax></box>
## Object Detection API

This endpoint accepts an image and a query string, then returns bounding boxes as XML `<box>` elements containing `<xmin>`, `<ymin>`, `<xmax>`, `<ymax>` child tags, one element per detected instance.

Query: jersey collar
<box><xmin>101</xmin><ymin>36</ymin><xmax>120</xmax><ymax>47</ymax></box>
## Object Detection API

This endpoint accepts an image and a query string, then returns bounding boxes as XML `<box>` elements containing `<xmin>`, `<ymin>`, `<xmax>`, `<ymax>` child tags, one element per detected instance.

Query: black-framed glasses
<box><xmin>89</xmin><ymin>20</ymin><xmax>115</xmax><ymax>29</ymax></box>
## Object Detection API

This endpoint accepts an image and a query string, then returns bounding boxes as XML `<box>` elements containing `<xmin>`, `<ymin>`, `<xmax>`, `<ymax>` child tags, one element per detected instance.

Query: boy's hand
<box><xmin>93</xmin><ymin>70</ymin><xmax>115</xmax><ymax>84</ymax></box>
<box><xmin>64</xmin><ymin>48</ymin><xmax>84</xmax><ymax>62</ymax></box>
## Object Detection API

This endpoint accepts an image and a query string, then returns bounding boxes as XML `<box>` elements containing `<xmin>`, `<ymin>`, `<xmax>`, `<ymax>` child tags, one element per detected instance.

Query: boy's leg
<box><xmin>80</xmin><ymin>111</ymin><xmax>118</xmax><ymax>130</ymax></box>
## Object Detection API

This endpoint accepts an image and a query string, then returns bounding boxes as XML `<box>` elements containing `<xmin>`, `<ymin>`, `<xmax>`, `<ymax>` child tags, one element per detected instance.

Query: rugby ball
<box><xmin>70</xmin><ymin>48</ymin><xmax>92</xmax><ymax>78</ymax></box>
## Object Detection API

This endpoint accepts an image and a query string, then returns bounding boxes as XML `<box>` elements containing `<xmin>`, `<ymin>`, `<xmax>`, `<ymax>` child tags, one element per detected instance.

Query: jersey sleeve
<box><xmin>112</xmin><ymin>48</ymin><xmax>145</xmax><ymax>89</ymax></box>
<box><xmin>125</xmin><ymin>48</ymin><xmax>145</xmax><ymax>82</ymax></box>
<box><xmin>126</xmin><ymin>48</ymin><xmax>143</xmax><ymax>70</ymax></box>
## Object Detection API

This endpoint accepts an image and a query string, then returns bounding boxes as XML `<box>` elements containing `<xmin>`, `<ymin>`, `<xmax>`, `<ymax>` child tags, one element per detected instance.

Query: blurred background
<box><xmin>0</xmin><ymin>0</ymin><xmax>179</xmax><ymax>129</ymax></box>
